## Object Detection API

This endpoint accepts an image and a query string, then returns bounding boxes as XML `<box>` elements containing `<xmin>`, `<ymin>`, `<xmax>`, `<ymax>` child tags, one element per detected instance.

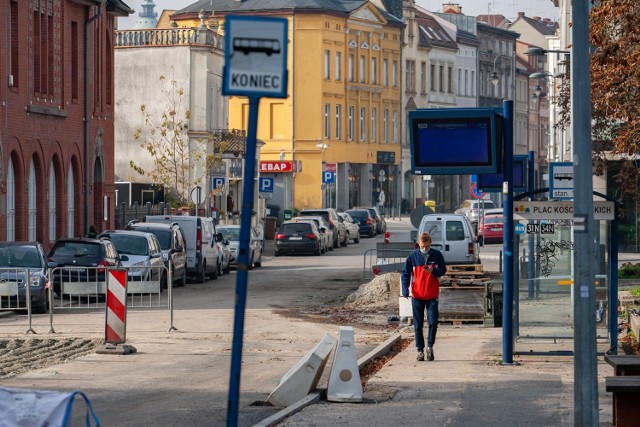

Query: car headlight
<box><xmin>162</xmin><ymin>253</ymin><xmax>169</xmax><ymax>262</ymax></box>
<box><xmin>30</xmin><ymin>276</ymin><xmax>41</xmax><ymax>287</ymax></box>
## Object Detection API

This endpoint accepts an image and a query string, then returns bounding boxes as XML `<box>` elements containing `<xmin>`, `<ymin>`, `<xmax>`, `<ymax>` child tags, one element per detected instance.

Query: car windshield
<box><xmin>219</xmin><ymin>228</ymin><xmax>241</xmax><ymax>242</ymax></box>
<box><xmin>109</xmin><ymin>235</ymin><xmax>149</xmax><ymax>256</ymax></box>
<box><xmin>50</xmin><ymin>242</ymin><xmax>100</xmax><ymax>259</ymax></box>
<box><xmin>347</xmin><ymin>211</ymin><xmax>368</xmax><ymax>219</ymax></box>
<box><xmin>281</xmin><ymin>223</ymin><xmax>312</xmax><ymax>234</ymax></box>
<box><xmin>484</xmin><ymin>217</ymin><xmax>504</xmax><ymax>224</ymax></box>
<box><xmin>0</xmin><ymin>246</ymin><xmax>41</xmax><ymax>268</ymax></box>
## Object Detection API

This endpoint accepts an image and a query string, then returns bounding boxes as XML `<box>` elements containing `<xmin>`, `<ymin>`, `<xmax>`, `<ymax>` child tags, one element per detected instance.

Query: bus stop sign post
<box><xmin>222</xmin><ymin>16</ymin><xmax>288</xmax><ymax>427</ymax></box>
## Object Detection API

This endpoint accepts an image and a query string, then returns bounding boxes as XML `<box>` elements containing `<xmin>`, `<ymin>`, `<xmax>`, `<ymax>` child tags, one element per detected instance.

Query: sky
<box><xmin>118</xmin><ymin>0</ymin><xmax>560</xmax><ymax>30</ymax></box>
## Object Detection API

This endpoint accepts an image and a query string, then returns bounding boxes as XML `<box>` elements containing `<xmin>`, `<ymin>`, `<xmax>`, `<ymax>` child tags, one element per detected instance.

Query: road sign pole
<box><xmin>227</xmin><ymin>96</ymin><xmax>260</xmax><ymax>427</ymax></box>
<box><xmin>501</xmin><ymin>100</ymin><xmax>514</xmax><ymax>365</ymax></box>
<box><xmin>572</xmin><ymin>1</ymin><xmax>598</xmax><ymax>424</ymax></box>
<box><xmin>527</xmin><ymin>151</ymin><xmax>535</xmax><ymax>300</ymax></box>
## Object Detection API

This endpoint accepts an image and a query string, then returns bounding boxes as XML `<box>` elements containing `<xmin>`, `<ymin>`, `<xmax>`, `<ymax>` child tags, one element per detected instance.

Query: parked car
<box><xmin>338</xmin><ymin>212</ymin><xmax>360</xmax><ymax>244</ymax></box>
<box><xmin>216</xmin><ymin>234</ymin><xmax>232</xmax><ymax>275</ymax></box>
<box><xmin>0</xmin><ymin>242</ymin><xmax>51</xmax><ymax>313</ymax></box>
<box><xmin>345</xmin><ymin>209</ymin><xmax>376</xmax><ymax>238</ymax></box>
<box><xmin>455</xmin><ymin>199</ymin><xmax>497</xmax><ymax>225</ymax></box>
<box><xmin>126</xmin><ymin>221</ymin><xmax>188</xmax><ymax>287</ymax></box>
<box><xmin>144</xmin><ymin>215</ymin><xmax>219</xmax><ymax>283</ymax></box>
<box><xmin>48</xmin><ymin>238</ymin><xmax>121</xmax><ymax>298</ymax></box>
<box><xmin>478</xmin><ymin>213</ymin><xmax>504</xmax><ymax>245</ymax></box>
<box><xmin>216</xmin><ymin>225</ymin><xmax>263</xmax><ymax>269</ymax></box>
<box><xmin>274</xmin><ymin>221</ymin><xmax>322</xmax><ymax>256</ymax></box>
<box><xmin>417</xmin><ymin>213</ymin><xmax>479</xmax><ymax>264</ymax></box>
<box><xmin>299</xmin><ymin>208</ymin><xmax>348</xmax><ymax>248</ymax></box>
<box><xmin>290</xmin><ymin>216</ymin><xmax>333</xmax><ymax>253</ymax></box>
<box><xmin>98</xmin><ymin>230</ymin><xmax>166</xmax><ymax>288</ymax></box>
<box><xmin>354</xmin><ymin>206</ymin><xmax>386</xmax><ymax>234</ymax></box>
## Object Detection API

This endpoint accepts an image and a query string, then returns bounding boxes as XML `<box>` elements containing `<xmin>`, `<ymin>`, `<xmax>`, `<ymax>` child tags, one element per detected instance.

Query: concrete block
<box><xmin>399</xmin><ymin>296</ymin><xmax>412</xmax><ymax>318</ymax></box>
<box><xmin>267</xmin><ymin>334</ymin><xmax>336</xmax><ymax>407</ymax></box>
<box><xmin>327</xmin><ymin>326</ymin><xmax>363</xmax><ymax>402</ymax></box>
<box><xmin>631</xmin><ymin>314</ymin><xmax>640</xmax><ymax>344</ymax></box>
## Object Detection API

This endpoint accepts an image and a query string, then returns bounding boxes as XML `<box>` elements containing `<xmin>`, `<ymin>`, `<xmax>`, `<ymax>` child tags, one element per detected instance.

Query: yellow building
<box><xmin>172</xmin><ymin>1</ymin><xmax>403</xmax><ymax>214</ymax></box>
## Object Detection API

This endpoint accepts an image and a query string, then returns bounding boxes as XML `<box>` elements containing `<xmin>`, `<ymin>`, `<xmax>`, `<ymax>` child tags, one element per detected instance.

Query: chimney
<box><xmin>517</xmin><ymin>12</ymin><xmax>525</xmax><ymax>18</ymax></box>
<box><xmin>533</xmin><ymin>16</ymin><xmax>541</xmax><ymax>21</ymax></box>
<box><xmin>442</xmin><ymin>3</ymin><xmax>462</xmax><ymax>14</ymax></box>
<box><xmin>543</xmin><ymin>18</ymin><xmax>550</xmax><ymax>23</ymax></box>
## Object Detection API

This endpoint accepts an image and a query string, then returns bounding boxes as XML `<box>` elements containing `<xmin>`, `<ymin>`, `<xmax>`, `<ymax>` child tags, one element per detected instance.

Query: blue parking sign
<box><xmin>212</xmin><ymin>177</ymin><xmax>225</xmax><ymax>190</ymax></box>
<box><xmin>259</xmin><ymin>177</ymin><xmax>274</xmax><ymax>193</ymax></box>
<box><xmin>322</xmin><ymin>171</ymin><xmax>335</xmax><ymax>184</ymax></box>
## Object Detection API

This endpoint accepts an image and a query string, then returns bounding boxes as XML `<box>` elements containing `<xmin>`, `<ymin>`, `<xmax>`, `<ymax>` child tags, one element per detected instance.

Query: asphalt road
<box><xmin>0</xmin><ymin>219</ymin><xmax>410</xmax><ymax>426</ymax></box>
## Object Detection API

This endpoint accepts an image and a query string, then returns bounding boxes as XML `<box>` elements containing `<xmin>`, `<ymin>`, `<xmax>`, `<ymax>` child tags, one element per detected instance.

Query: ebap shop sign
<box><xmin>223</xmin><ymin>16</ymin><xmax>288</xmax><ymax>99</ymax></box>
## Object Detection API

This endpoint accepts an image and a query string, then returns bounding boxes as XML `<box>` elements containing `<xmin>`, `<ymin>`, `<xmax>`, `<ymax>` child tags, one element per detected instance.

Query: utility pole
<box><xmin>572</xmin><ymin>1</ymin><xmax>598</xmax><ymax>425</ymax></box>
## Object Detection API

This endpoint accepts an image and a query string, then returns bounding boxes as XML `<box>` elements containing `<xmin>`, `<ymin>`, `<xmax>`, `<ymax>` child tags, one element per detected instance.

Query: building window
<box><xmin>324</xmin><ymin>50</ymin><xmax>330</xmax><ymax>80</ymax></box>
<box><xmin>371</xmin><ymin>57</ymin><xmax>378</xmax><ymax>84</ymax></box>
<box><xmin>471</xmin><ymin>70</ymin><xmax>476</xmax><ymax>96</ymax></box>
<box><xmin>6</xmin><ymin>159</ymin><xmax>15</xmax><ymax>241</ymax></box>
<box><xmin>359</xmin><ymin>55</ymin><xmax>366</xmax><ymax>83</ymax></box>
<box><xmin>430</xmin><ymin>63</ymin><xmax>436</xmax><ymax>91</ymax></box>
<box><xmin>383</xmin><ymin>58</ymin><xmax>389</xmax><ymax>86</ymax></box>
<box><xmin>406</xmin><ymin>60</ymin><xmax>415</xmax><ymax>92</ymax></box>
<box><xmin>392</xmin><ymin>110</ymin><xmax>398</xmax><ymax>143</ymax></box>
<box><xmin>448</xmin><ymin>65</ymin><xmax>453</xmax><ymax>93</ymax></box>
<box><xmin>324</xmin><ymin>103</ymin><xmax>331</xmax><ymax>139</ymax></box>
<box><xmin>28</xmin><ymin>158</ymin><xmax>36</xmax><ymax>242</ymax></box>
<box><xmin>458</xmin><ymin>68</ymin><xmax>462</xmax><ymax>95</ymax></box>
<box><xmin>439</xmin><ymin>65</ymin><xmax>444</xmax><ymax>92</ymax></box>
<box><xmin>348</xmin><ymin>106</ymin><xmax>355</xmax><ymax>141</ymax></box>
<box><xmin>421</xmin><ymin>62</ymin><xmax>427</xmax><ymax>94</ymax></box>
<box><xmin>67</xmin><ymin>165</ymin><xmax>75</xmax><ymax>238</ymax></box>
<box><xmin>10</xmin><ymin>1</ymin><xmax>19</xmax><ymax>88</ymax></box>
<box><xmin>383</xmin><ymin>109</ymin><xmax>389</xmax><ymax>143</ymax></box>
<box><xmin>348</xmin><ymin>53</ymin><xmax>354</xmax><ymax>82</ymax></box>
<box><xmin>371</xmin><ymin>108</ymin><xmax>377</xmax><ymax>142</ymax></box>
<box><xmin>392</xmin><ymin>60</ymin><xmax>398</xmax><ymax>87</ymax></box>
<box><xmin>335</xmin><ymin>52</ymin><xmax>342</xmax><ymax>81</ymax></box>
<box><xmin>49</xmin><ymin>161</ymin><xmax>56</xmax><ymax>242</ymax></box>
<box><xmin>360</xmin><ymin>107</ymin><xmax>366</xmax><ymax>141</ymax></box>
<box><xmin>72</xmin><ymin>22</ymin><xmax>79</xmax><ymax>100</ymax></box>
<box><xmin>464</xmin><ymin>69</ymin><xmax>469</xmax><ymax>96</ymax></box>
<box><xmin>335</xmin><ymin>104</ymin><xmax>342</xmax><ymax>140</ymax></box>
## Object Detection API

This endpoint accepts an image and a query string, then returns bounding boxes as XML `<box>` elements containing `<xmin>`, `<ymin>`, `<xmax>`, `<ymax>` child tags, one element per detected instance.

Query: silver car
<box><xmin>338</xmin><ymin>212</ymin><xmax>360</xmax><ymax>244</ymax></box>
<box><xmin>216</xmin><ymin>225</ymin><xmax>263</xmax><ymax>270</ymax></box>
<box><xmin>455</xmin><ymin>199</ymin><xmax>497</xmax><ymax>225</ymax></box>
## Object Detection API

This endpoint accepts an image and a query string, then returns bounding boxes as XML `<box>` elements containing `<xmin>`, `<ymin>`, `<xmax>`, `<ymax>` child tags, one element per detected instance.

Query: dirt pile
<box><xmin>344</xmin><ymin>273</ymin><xmax>402</xmax><ymax>309</ymax></box>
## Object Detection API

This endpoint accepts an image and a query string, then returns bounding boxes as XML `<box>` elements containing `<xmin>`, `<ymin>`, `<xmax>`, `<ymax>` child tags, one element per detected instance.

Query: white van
<box><xmin>417</xmin><ymin>213</ymin><xmax>479</xmax><ymax>265</ymax></box>
<box><xmin>144</xmin><ymin>215</ymin><xmax>219</xmax><ymax>283</ymax></box>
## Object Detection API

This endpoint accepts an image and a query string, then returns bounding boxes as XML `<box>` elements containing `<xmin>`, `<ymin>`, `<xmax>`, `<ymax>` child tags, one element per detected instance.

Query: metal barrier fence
<box><xmin>363</xmin><ymin>242</ymin><xmax>415</xmax><ymax>280</ymax></box>
<box><xmin>0</xmin><ymin>267</ymin><xmax>38</xmax><ymax>334</ymax></box>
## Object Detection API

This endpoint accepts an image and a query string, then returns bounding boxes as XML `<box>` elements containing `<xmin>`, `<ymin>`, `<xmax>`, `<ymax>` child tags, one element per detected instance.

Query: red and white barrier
<box><xmin>105</xmin><ymin>269</ymin><xmax>127</xmax><ymax>344</ymax></box>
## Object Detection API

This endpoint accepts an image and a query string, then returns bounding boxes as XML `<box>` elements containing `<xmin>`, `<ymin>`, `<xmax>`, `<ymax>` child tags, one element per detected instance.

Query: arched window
<box><xmin>49</xmin><ymin>160</ymin><xmax>56</xmax><ymax>241</ymax></box>
<box><xmin>67</xmin><ymin>164</ymin><xmax>75</xmax><ymax>237</ymax></box>
<box><xmin>28</xmin><ymin>158</ymin><xmax>37</xmax><ymax>241</ymax></box>
<box><xmin>6</xmin><ymin>158</ymin><xmax>15</xmax><ymax>241</ymax></box>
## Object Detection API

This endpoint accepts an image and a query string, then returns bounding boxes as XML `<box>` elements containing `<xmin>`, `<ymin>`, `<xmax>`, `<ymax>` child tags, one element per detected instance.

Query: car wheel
<box><xmin>210</xmin><ymin>261</ymin><xmax>219</xmax><ymax>280</ymax></box>
<box><xmin>32</xmin><ymin>294</ymin><xmax>49</xmax><ymax>314</ymax></box>
<box><xmin>354</xmin><ymin>233</ymin><xmax>360</xmax><ymax>244</ymax></box>
<box><xmin>341</xmin><ymin>233</ymin><xmax>348</xmax><ymax>247</ymax></box>
<box><xmin>314</xmin><ymin>244</ymin><xmax>321</xmax><ymax>256</ymax></box>
<box><xmin>275</xmin><ymin>250</ymin><xmax>281</xmax><ymax>257</ymax></box>
<box><xmin>180</xmin><ymin>268</ymin><xmax>187</xmax><ymax>287</ymax></box>
<box><xmin>160</xmin><ymin>273</ymin><xmax>168</xmax><ymax>291</ymax></box>
<box><xmin>223</xmin><ymin>262</ymin><xmax>231</xmax><ymax>274</ymax></box>
<box><xmin>217</xmin><ymin>260</ymin><xmax>223</xmax><ymax>276</ymax></box>
<box><xmin>196</xmin><ymin>262</ymin><xmax>206</xmax><ymax>283</ymax></box>
<box><xmin>254</xmin><ymin>251</ymin><xmax>262</xmax><ymax>267</ymax></box>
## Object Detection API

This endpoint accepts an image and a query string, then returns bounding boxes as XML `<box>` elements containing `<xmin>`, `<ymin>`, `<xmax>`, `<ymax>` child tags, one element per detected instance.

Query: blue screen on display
<box><xmin>477</xmin><ymin>157</ymin><xmax>526</xmax><ymax>192</ymax></box>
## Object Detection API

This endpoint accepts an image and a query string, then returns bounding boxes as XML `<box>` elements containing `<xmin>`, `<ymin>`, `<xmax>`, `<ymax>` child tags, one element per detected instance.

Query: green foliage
<box><xmin>619</xmin><ymin>263</ymin><xmax>640</xmax><ymax>279</ymax></box>
<box><xmin>631</xmin><ymin>287</ymin><xmax>640</xmax><ymax>297</ymax></box>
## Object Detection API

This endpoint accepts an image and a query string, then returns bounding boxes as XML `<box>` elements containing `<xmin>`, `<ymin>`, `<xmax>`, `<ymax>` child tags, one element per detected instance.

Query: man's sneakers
<box><xmin>426</xmin><ymin>347</ymin><xmax>434</xmax><ymax>361</ymax></box>
<box><xmin>417</xmin><ymin>351</ymin><xmax>424</xmax><ymax>361</ymax></box>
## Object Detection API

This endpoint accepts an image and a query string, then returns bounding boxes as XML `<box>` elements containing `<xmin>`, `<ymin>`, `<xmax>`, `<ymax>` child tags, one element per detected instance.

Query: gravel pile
<box><xmin>344</xmin><ymin>273</ymin><xmax>402</xmax><ymax>308</ymax></box>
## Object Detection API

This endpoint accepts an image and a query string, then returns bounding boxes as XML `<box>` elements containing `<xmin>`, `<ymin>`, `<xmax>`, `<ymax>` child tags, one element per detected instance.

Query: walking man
<box><xmin>401</xmin><ymin>232</ymin><xmax>446</xmax><ymax>361</ymax></box>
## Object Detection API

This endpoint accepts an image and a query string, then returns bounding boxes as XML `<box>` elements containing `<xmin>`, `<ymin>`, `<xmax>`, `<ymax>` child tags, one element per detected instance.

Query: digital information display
<box><xmin>478</xmin><ymin>156</ymin><xmax>527</xmax><ymax>192</ymax></box>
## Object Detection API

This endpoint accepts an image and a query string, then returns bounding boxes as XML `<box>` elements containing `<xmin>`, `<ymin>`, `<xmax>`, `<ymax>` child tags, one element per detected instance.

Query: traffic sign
<box><xmin>549</xmin><ymin>162</ymin><xmax>573</xmax><ymax>200</ymax></box>
<box><xmin>514</xmin><ymin>223</ymin><xmax>526</xmax><ymax>234</ymax></box>
<box><xmin>322</xmin><ymin>171</ymin><xmax>335</xmax><ymax>184</ymax></box>
<box><xmin>222</xmin><ymin>16</ymin><xmax>288</xmax><ymax>99</ymax></box>
<box><xmin>470</xmin><ymin>183</ymin><xmax>484</xmax><ymax>199</ymax></box>
<box><xmin>526</xmin><ymin>223</ymin><xmax>555</xmax><ymax>234</ymax></box>
<box><xmin>211</xmin><ymin>177</ymin><xmax>225</xmax><ymax>190</ymax></box>
<box><xmin>259</xmin><ymin>177</ymin><xmax>274</xmax><ymax>193</ymax></box>
<box><xmin>513</xmin><ymin>201</ymin><xmax>615</xmax><ymax>220</ymax></box>
<box><xmin>190</xmin><ymin>186</ymin><xmax>203</xmax><ymax>205</ymax></box>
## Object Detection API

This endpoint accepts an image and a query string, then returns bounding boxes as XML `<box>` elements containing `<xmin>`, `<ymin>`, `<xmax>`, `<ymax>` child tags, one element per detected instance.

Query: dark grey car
<box><xmin>0</xmin><ymin>242</ymin><xmax>52</xmax><ymax>313</ymax></box>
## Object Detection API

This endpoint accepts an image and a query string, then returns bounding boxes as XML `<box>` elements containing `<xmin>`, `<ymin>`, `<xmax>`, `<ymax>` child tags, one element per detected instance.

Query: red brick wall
<box><xmin>0</xmin><ymin>1</ymin><xmax>117</xmax><ymax>251</ymax></box>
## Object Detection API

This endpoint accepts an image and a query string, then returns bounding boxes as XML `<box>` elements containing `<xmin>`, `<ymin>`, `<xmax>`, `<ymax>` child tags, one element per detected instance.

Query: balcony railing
<box><xmin>114</xmin><ymin>28</ymin><xmax>223</xmax><ymax>50</ymax></box>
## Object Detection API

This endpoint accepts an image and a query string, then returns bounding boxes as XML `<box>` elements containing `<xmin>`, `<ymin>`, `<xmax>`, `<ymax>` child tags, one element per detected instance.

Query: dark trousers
<box><xmin>411</xmin><ymin>298</ymin><xmax>439</xmax><ymax>351</ymax></box>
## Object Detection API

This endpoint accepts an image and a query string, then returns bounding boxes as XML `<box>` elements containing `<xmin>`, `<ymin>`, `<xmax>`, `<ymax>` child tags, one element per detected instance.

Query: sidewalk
<box><xmin>278</xmin><ymin>324</ymin><xmax>615</xmax><ymax>427</ymax></box>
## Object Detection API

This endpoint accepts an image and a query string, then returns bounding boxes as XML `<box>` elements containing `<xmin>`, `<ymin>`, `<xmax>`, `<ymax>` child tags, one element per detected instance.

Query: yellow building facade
<box><xmin>173</xmin><ymin>2</ymin><xmax>403</xmax><ymax>213</ymax></box>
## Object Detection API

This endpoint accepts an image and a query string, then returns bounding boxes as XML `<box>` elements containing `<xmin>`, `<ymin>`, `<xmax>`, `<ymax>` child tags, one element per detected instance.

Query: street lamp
<box><xmin>490</xmin><ymin>55</ymin><xmax>507</xmax><ymax>86</ymax></box>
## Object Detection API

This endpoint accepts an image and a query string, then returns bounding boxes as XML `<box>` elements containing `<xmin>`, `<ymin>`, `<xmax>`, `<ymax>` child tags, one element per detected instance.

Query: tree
<box><xmin>589</xmin><ymin>0</ymin><xmax>640</xmax><ymax>201</ymax></box>
<box><xmin>130</xmin><ymin>74</ymin><xmax>221</xmax><ymax>206</ymax></box>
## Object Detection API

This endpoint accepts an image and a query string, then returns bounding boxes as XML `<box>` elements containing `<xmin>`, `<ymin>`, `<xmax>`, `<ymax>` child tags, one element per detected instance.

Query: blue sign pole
<box><xmin>501</xmin><ymin>100</ymin><xmax>514</xmax><ymax>365</ymax></box>
<box><xmin>527</xmin><ymin>150</ymin><xmax>535</xmax><ymax>300</ymax></box>
<box><xmin>227</xmin><ymin>96</ymin><xmax>260</xmax><ymax>426</ymax></box>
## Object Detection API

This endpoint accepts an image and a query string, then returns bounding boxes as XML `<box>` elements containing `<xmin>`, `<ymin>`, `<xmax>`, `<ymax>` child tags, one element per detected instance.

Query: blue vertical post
<box><xmin>609</xmin><ymin>211</ymin><xmax>618</xmax><ymax>354</ymax></box>
<box><xmin>501</xmin><ymin>100</ymin><xmax>514</xmax><ymax>364</ymax></box>
<box><xmin>527</xmin><ymin>151</ymin><xmax>535</xmax><ymax>299</ymax></box>
<box><xmin>227</xmin><ymin>96</ymin><xmax>260</xmax><ymax>427</ymax></box>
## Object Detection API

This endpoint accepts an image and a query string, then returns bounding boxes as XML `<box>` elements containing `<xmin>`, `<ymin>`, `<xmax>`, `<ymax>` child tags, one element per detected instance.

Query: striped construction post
<box><xmin>105</xmin><ymin>269</ymin><xmax>127</xmax><ymax>344</ymax></box>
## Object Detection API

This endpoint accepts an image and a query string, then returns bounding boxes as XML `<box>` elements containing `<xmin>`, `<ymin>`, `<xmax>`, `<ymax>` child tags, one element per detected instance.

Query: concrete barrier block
<box><xmin>399</xmin><ymin>296</ymin><xmax>412</xmax><ymax>318</ymax></box>
<box><xmin>267</xmin><ymin>334</ymin><xmax>336</xmax><ymax>407</ymax></box>
<box><xmin>327</xmin><ymin>326</ymin><xmax>363</xmax><ymax>402</ymax></box>
<box><xmin>631</xmin><ymin>314</ymin><xmax>640</xmax><ymax>344</ymax></box>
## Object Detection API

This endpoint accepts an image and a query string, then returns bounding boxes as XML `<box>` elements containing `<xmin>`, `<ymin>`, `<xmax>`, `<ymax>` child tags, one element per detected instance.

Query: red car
<box><xmin>478</xmin><ymin>214</ymin><xmax>504</xmax><ymax>245</ymax></box>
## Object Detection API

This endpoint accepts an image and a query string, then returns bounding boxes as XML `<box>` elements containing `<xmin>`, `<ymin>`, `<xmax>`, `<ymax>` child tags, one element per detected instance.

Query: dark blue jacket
<box><xmin>401</xmin><ymin>248</ymin><xmax>446</xmax><ymax>298</ymax></box>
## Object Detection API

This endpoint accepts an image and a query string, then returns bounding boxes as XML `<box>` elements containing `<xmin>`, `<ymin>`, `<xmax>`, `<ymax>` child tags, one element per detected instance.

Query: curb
<box><xmin>253</xmin><ymin>333</ymin><xmax>402</xmax><ymax>427</ymax></box>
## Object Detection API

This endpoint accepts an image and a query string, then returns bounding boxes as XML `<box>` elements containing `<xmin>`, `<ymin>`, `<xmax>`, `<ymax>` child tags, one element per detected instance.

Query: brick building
<box><xmin>0</xmin><ymin>0</ymin><xmax>132</xmax><ymax>249</ymax></box>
